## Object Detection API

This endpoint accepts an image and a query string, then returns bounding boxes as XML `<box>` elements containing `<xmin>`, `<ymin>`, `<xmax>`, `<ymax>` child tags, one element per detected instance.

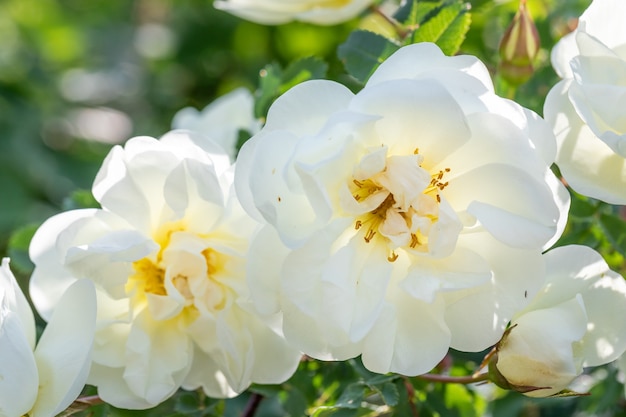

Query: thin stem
<box><xmin>72</xmin><ymin>395</ymin><xmax>104</xmax><ymax>406</ymax></box>
<box><xmin>241</xmin><ymin>393</ymin><xmax>264</xmax><ymax>417</ymax></box>
<box><xmin>403</xmin><ymin>377</ymin><xmax>420</xmax><ymax>417</ymax></box>
<box><xmin>417</xmin><ymin>372</ymin><xmax>490</xmax><ymax>385</ymax></box>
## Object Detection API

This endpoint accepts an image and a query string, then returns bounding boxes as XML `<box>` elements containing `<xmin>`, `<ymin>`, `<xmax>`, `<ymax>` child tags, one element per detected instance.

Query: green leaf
<box><xmin>310</xmin><ymin>406</ymin><xmax>338</xmax><ymax>417</ymax></box>
<box><xmin>444</xmin><ymin>384</ymin><xmax>485</xmax><ymax>417</ymax></box>
<box><xmin>598</xmin><ymin>212</ymin><xmax>626</xmax><ymax>256</ymax></box>
<box><xmin>568</xmin><ymin>191</ymin><xmax>598</xmax><ymax>219</ymax></box>
<box><xmin>62</xmin><ymin>189</ymin><xmax>100</xmax><ymax>211</ymax></box>
<box><xmin>7</xmin><ymin>223</ymin><xmax>38</xmax><ymax>274</ymax></box>
<box><xmin>365</xmin><ymin>374</ymin><xmax>398</xmax><ymax>386</ymax></box>
<box><xmin>279</xmin><ymin>56</ymin><xmax>328</xmax><ymax>94</ymax></box>
<box><xmin>395</xmin><ymin>0</ymin><xmax>445</xmax><ymax>28</ymax></box>
<box><xmin>335</xmin><ymin>383</ymin><xmax>366</xmax><ymax>409</ymax></box>
<box><xmin>338</xmin><ymin>30</ymin><xmax>400</xmax><ymax>84</ymax></box>
<box><xmin>409</xmin><ymin>1</ymin><xmax>472</xmax><ymax>55</ymax></box>
<box><xmin>255</xmin><ymin>63</ymin><xmax>283</xmax><ymax>119</ymax></box>
<box><xmin>377</xmin><ymin>382</ymin><xmax>399</xmax><ymax>407</ymax></box>
<box><xmin>175</xmin><ymin>392</ymin><xmax>202</xmax><ymax>413</ymax></box>
<box><xmin>254</xmin><ymin>57</ymin><xmax>328</xmax><ymax>119</ymax></box>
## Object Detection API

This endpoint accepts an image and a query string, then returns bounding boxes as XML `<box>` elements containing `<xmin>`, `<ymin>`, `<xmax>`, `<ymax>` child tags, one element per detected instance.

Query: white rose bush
<box><xmin>5</xmin><ymin>0</ymin><xmax>626</xmax><ymax>416</ymax></box>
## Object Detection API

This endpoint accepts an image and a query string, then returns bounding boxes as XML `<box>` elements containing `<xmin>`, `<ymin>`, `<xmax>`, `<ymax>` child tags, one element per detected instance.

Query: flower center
<box><xmin>347</xmin><ymin>148</ymin><xmax>451</xmax><ymax>261</ymax></box>
<box><xmin>126</xmin><ymin>223</ymin><xmax>229</xmax><ymax>317</ymax></box>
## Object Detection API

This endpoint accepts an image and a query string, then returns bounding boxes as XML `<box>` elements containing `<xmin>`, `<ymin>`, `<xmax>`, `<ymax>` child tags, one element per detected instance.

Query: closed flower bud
<box><xmin>489</xmin><ymin>245</ymin><xmax>626</xmax><ymax>398</ymax></box>
<box><xmin>498</xmin><ymin>0</ymin><xmax>540</xmax><ymax>85</ymax></box>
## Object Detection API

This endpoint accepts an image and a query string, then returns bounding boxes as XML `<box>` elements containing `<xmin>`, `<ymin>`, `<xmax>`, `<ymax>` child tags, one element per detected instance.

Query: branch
<box><xmin>241</xmin><ymin>393</ymin><xmax>264</xmax><ymax>417</ymax></box>
<box><xmin>403</xmin><ymin>377</ymin><xmax>420</xmax><ymax>417</ymax></box>
<box><xmin>417</xmin><ymin>372</ymin><xmax>490</xmax><ymax>385</ymax></box>
<box><xmin>59</xmin><ymin>395</ymin><xmax>104</xmax><ymax>417</ymax></box>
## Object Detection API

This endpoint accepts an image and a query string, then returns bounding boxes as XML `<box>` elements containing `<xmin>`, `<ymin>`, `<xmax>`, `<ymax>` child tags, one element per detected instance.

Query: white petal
<box><xmin>577</xmin><ymin>0</ymin><xmax>626</xmax><ymax>51</ymax></box>
<box><xmin>209</xmin><ymin>309</ymin><xmax>254</xmax><ymax>393</ymax></box>
<box><xmin>551</xmin><ymin>32</ymin><xmax>578</xmax><ymax>79</ymax></box>
<box><xmin>31</xmin><ymin>280</ymin><xmax>97</xmax><ymax>417</ymax></box>
<box><xmin>247</xmin><ymin>314</ymin><xmax>301</xmax><ymax>385</ymax></box>
<box><xmin>181</xmin><ymin>345</ymin><xmax>238</xmax><ymax>398</ymax></box>
<box><xmin>163</xmin><ymin>158</ymin><xmax>224</xmax><ymax>224</ymax></box>
<box><xmin>29</xmin><ymin>209</ymin><xmax>95</xmax><ymax>320</ymax></box>
<box><xmin>247</xmin><ymin>226</ymin><xmax>290</xmax><ymax>316</ymax></box>
<box><xmin>88</xmin><ymin>363</ymin><xmax>157</xmax><ymax>409</ymax></box>
<box><xmin>447</xmin><ymin>164</ymin><xmax>559</xmax><ymax>248</ymax></box>
<box><xmin>293</xmin><ymin>0</ymin><xmax>373</xmax><ymax>25</ymax></box>
<box><xmin>264</xmin><ymin>80</ymin><xmax>354</xmax><ymax>135</ymax></box>
<box><xmin>444</xmin><ymin>233</ymin><xmax>545</xmax><ymax>351</ymax></box>
<box><xmin>350</xmin><ymin>78</ymin><xmax>471</xmax><ymax>166</ymax></box>
<box><xmin>0</xmin><ymin>297</ymin><xmax>38</xmax><ymax>417</ymax></box>
<box><xmin>60</xmin><ymin>211</ymin><xmax>158</xmax><ymax>299</ymax></box>
<box><xmin>367</xmin><ymin>43</ymin><xmax>494</xmax><ymax>95</ymax></box>
<box><xmin>123</xmin><ymin>311</ymin><xmax>192</xmax><ymax>405</ymax></box>
<box><xmin>547</xmin><ymin>80</ymin><xmax>626</xmax><ymax>203</ymax></box>
<box><xmin>437</xmin><ymin>112</ymin><xmax>548</xmax><ymax>178</ymax></box>
<box><xmin>536</xmin><ymin>245</ymin><xmax>626</xmax><ymax>367</ymax></box>
<box><xmin>1</xmin><ymin>258</ymin><xmax>35</xmax><ymax>349</ymax></box>
<box><xmin>171</xmin><ymin>88</ymin><xmax>260</xmax><ymax>162</ymax></box>
<box><xmin>92</xmin><ymin>139</ymin><xmax>159</xmax><ymax>232</ymax></box>
<box><xmin>580</xmin><ymin>271</ymin><xmax>626</xmax><ymax>366</ymax></box>
<box><xmin>214</xmin><ymin>0</ymin><xmax>372</xmax><ymax>25</ymax></box>
<box><xmin>246</xmin><ymin>129</ymin><xmax>319</xmax><ymax>247</ymax></box>
<box><xmin>401</xmin><ymin>247</ymin><xmax>491</xmax><ymax>303</ymax></box>
<box><xmin>523</xmin><ymin>108</ymin><xmax>558</xmax><ymax>165</ymax></box>
<box><xmin>362</xmin><ymin>292</ymin><xmax>450</xmax><ymax>376</ymax></box>
<box><xmin>160</xmin><ymin>130</ymin><xmax>232</xmax><ymax>177</ymax></box>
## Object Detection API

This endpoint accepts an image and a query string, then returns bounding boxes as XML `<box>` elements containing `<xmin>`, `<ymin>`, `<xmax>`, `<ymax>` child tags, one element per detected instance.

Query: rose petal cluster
<box><xmin>544</xmin><ymin>0</ymin><xmax>626</xmax><ymax>203</ymax></box>
<box><xmin>491</xmin><ymin>245</ymin><xmax>626</xmax><ymax>397</ymax></box>
<box><xmin>172</xmin><ymin>88</ymin><xmax>261</xmax><ymax>162</ymax></box>
<box><xmin>0</xmin><ymin>258</ymin><xmax>96</xmax><ymax>417</ymax></box>
<box><xmin>235</xmin><ymin>42</ymin><xmax>569</xmax><ymax>376</ymax></box>
<box><xmin>213</xmin><ymin>0</ymin><xmax>374</xmax><ymax>25</ymax></box>
<box><xmin>28</xmin><ymin>131</ymin><xmax>301</xmax><ymax>409</ymax></box>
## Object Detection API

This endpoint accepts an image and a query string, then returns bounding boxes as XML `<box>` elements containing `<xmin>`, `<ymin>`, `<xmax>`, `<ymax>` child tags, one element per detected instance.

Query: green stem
<box><xmin>369</xmin><ymin>5</ymin><xmax>410</xmax><ymax>39</ymax></box>
<box><xmin>417</xmin><ymin>372</ymin><xmax>490</xmax><ymax>385</ymax></box>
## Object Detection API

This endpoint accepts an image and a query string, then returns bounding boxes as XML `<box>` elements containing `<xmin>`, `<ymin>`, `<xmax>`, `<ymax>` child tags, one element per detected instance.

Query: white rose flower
<box><xmin>544</xmin><ymin>0</ymin><xmax>626</xmax><ymax>203</ymax></box>
<box><xmin>492</xmin><ymin>245</ymin><xmax>626</xmax><ymax>397</ymax></box>
<box><xmin>213</xmin><ymin>0</ymin><xmax>373</xmax><ymax>25</ymax></box>
<box><xmin>236</xmin><ymin>42</ymin><xmax>569</xmax><ymax>376</ymax></box>
<box><xmin>29</xmin><ymin>131</ymin><xmax>301</xmax><ymax>409</ymax></box>
<box><xmin>0</xmin><ymin>258</ymin><xmax>96</xmax><ymax>417</ymax></box>
<box><xmin>172</xmin><ymin>88</ymin><xmax>261</xmax><ymax>162</ymax></box>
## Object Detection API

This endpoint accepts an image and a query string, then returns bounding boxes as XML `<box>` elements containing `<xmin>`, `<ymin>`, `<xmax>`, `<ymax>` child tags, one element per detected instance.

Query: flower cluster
<box><xmin>5</xmin><ymin>0</ymin><xmax>626</xmax><ymax>414</ymax></box>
